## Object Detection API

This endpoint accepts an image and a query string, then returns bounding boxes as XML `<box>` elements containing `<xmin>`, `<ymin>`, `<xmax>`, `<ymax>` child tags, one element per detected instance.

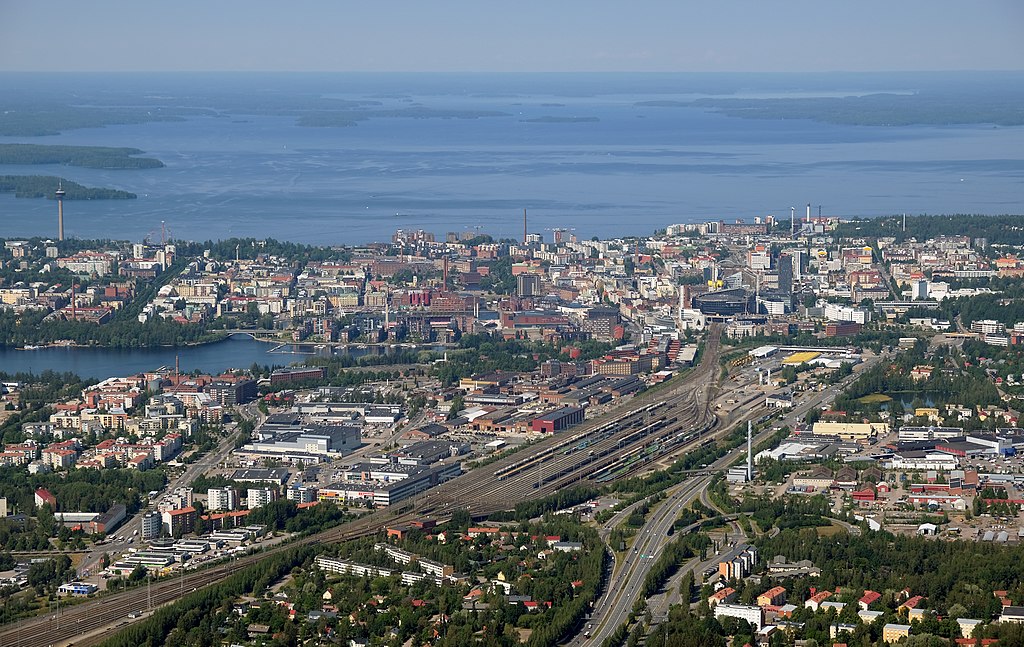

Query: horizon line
<box><xmin>2</xmin><ymin>68</ymin><xmax>1023</xmax><ymax>75</ymax></box>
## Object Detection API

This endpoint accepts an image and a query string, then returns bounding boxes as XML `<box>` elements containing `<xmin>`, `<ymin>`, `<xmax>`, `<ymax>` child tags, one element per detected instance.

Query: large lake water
<box><xmin>2</xmin><ymin>72</ymin><xmax>1021</xmax><ymax>245</ymax></box>
<box><xmin>0</xmin><ymin>335</ymin><xmax>400</xmax><ymax>380</ymax></box>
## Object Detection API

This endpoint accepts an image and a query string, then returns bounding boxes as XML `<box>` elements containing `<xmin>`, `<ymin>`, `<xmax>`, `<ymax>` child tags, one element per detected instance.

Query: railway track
<box><xmin>1</xmin><ymin>327</ymin><xmax>728</xmax><ymax>647</ymax></box>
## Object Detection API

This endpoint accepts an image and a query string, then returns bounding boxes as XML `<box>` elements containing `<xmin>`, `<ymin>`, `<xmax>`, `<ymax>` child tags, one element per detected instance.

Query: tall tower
<box><xmin>746</xmin><ymin>420</ymin><xmax>753</xmax><ymax>481</ymax></box>
<box><xmin>56</xmin><ymin>181</ymin><xmax>66</xmax><ymax>241</ymax></box>
<box><xmin>523</xmin><ymin>208</ymin><xmax>527</xmax><ymax>244</ymax></box>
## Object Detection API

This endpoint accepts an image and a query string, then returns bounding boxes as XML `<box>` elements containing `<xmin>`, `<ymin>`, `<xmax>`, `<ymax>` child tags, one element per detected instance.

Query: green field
<box><xmin>857</xmin><ymin>393</ymin><xmax>893</xmax><ymax>404</ymax></box>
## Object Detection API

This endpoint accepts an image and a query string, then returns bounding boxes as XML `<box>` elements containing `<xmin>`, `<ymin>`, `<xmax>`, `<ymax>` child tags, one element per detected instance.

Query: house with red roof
<box><xmin>34</xmin><ymin>488</ymin><xmax>56</xmax><ymax>509</ymax></box>
<box><xmin>709</xmin><ymin>587</ymin><xmax>737</xmax><ymax>607</ymax></box>
<box><xmin>859</xmin><ymin>590</ymin><xmax>881</xmax><ymax>610</ymax></box>
<box><xmin>805</xmin><ymin>590</ymin><xmax>833</xmax><ymax>612</ymax></box>
<box><xmin>899</xmin><ymin>595</ymin><xmax>925</xmax><ymax>614</ymax></box>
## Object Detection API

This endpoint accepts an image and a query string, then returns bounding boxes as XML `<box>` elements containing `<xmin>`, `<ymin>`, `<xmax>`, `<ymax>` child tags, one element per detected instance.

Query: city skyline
<box><xmin>1</xmin><ymin>0</ymin><xmax>1022</xmax><ymax>73</ymax></box>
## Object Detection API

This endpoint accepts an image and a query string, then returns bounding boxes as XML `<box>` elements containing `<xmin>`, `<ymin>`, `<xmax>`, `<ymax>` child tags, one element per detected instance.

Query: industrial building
<box><xmin>530</xmin><ymin>406</ymin><xmax>585</xmax><ymax>433</ymax></box>
<box><xmin>318</xmin><ymin>462</ymin><xmax>462</xmax><ymax>507</ymax></box>
<box><xmin>693</xmin><ymin>288</ymin><xmax>753</xmax><ymax>316</ymax></box>
<box><xmin>88</xmin><ymin>503</ymin><xmax>126</xmax><ymax>535</ymax></box>
<box><xmin>237</xmin><ymin>425</ymin><xmax>361</xmax><ymax>465</ymax></box>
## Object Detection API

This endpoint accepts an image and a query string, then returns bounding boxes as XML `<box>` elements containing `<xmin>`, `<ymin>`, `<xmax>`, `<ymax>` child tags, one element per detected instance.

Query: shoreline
<box><xmin>5</xmin><ymin>335</ymin><xmax>453</xmax><ymax>352</ymax></box>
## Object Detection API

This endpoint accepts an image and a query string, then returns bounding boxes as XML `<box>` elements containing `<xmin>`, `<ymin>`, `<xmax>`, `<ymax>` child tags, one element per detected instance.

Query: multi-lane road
<box><xmin>0</xmin><ymin>325</ymin><xmax>881</xmax><ymax>647</ymax></box>
<box><xmin>0</xmin><ymin>327</ymin><xmax>730</xmax><ymax>647</ymax></box>
<box><xmin>575</xmin><ymin>347</ymin><xmax>887</xmax><ymax>645</ymax></box>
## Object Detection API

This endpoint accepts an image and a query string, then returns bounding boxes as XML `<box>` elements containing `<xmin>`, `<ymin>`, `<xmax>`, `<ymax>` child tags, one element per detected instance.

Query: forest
<box><xmin>0</xmin><ymin>102</ymin><xmax>186</xmax><ymax>137</ymax></box>
<box><xmin>689</xmin><ymin>80</ymin><xmax>1024</xmax><ymax>126</ymax></box>
<box><xmin>831</xmin><ymin>343</ymin><xmax>1001</xmax><ymax>415</ymax></box>
<box><xmin>0</xmin><ymin>144</ymin><xmax>164</xmax><ymax>169</ymax></box>
<box><xmin>173</xmin><ymin>238</ymin><xmax>349</xmax><ymax>263</ymax></box>
<box><xmin>838</xmin><ymin>213</ymin><xmax>1024</xmax><ymax>246</ymax></box>
<box><xmin>756</xmin><ymin>528</ymin><xmax>1024</xmax><ymax>628</ymax></box>
<box><xmin>0</xmin><ymin>307</ymin><xmax>223</xmax><ymax>348</ymax></box>
<box><xmin>0</xmin><ymin>466</ymin><xmax>166</xmax><ymax>517</ymax></box>
<box><xmin>0</xmin><ymin>175</ymin><xmax>136</xmax><ymax>199</ymax></box>
<box><xmin>430</xmin><ymin>333</ymin><xmax>616</xmax><ymax>388</ymax></box>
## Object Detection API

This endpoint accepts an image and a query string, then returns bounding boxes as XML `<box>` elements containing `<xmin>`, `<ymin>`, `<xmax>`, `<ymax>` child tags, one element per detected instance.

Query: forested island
<box><xmin>520</xmin><ymin>116</ymin><xmax>599</xmax><ymax>123</ymax></box>
<box><xmin>0</xmin><ymin>144</ymin><xmax>164</xmax><ymax>169</ymax></box>
<box><xmin>0</xmin><ymin>175</ymin><xmax>136</xmax><ymax>199</ymax></box>
<box><xmin>0</xmin><ymin>104</ymin><xmax>184</xmax><ymax>137</ymax></box>
<box><xmin>297</xmin><ymin>107</ymin><xmax>510</xmax><ymax>127</ymax></box>
<box><xmin>689</xmin><ymin>90</ymin><xmax>1024</xmax><ymax>126</ymax></box>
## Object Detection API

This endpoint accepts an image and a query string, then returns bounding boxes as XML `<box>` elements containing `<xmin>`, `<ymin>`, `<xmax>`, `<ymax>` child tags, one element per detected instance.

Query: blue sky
<box><xmin>1</xmin><ymin>0</ymin><xmax>1022</xmax><ymax>72</ymax></box>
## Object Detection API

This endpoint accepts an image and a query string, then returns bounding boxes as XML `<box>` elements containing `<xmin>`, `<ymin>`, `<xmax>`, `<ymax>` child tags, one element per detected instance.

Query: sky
<box><xmin>1</xmin><ymin>0</ymin><xmax>1022</xmax><ymax>73</ymax></box>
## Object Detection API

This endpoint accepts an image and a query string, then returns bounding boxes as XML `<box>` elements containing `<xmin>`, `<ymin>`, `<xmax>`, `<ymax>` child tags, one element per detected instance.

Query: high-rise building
<box><xmin>286</xmin><ymin>486</ymin><xmax>317</xmax><ymax>504</ymax></box>
<box><xmin>141</xmin><ymin>510</ymin><xmax>162</xmax><ymax>540</ymax></box>
<box><xmin>912</xmin><ymin>279</ymin><xmax>929</xmax><ymax>301</ymax></box>
<box><xmin>583</xmin><ymin>307</ymin><xmax>621</xmax><ymax>341</ymax></box>
<box><xmin>790</xmin><ymin>250</ymin><xmax>806</xmax><ymax>281</ymax></box>
<box><xmin>208</xmin><ymin>487</ymin><xmax>238</xmax><ymax>511</ymax></box>
<box><xmin>247</xmin><ymin>487</ymin><xmax>279</xmax><ymax>509</ymax></box>
<box><xmin>778</xmin><ymin>253</ymin><xmax>794</xmax><ymax>294</ymax></box>
<box><xmin>517</xmin><ymin>273</ymin><xmax>541</xmax><ymax>297</ymax></box>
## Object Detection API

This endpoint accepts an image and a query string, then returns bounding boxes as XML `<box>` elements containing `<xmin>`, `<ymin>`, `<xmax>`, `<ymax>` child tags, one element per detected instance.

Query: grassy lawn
<box><xmin>857</xmin><ymin>393</ymin><xmax>892</xmax><ymax>404</ymax></box>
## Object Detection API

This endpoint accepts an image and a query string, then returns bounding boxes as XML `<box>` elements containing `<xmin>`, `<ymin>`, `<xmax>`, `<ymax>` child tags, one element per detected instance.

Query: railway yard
<box><xmin>0</xmin><ymin>325</ymin><xmax>777</xmax><ymax>647</ymax></box>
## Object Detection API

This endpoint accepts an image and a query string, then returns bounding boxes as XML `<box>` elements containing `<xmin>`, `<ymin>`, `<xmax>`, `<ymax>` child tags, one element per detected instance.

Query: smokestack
<box><xmin>523</xmin><ymin>208</ymin><xmax>527</xmax><ymax>244</ymax></box>
<box><xmin>443</xmin><ymin>256</ymin><xmax>449</xmax><ymax>289</ymax></box>
<box><xmin>903</xmin><ymin>213</ymin><xmax>907</xmax><ymax>232</ymax></box>
<box><xmin>790</xmin><ymin>206</ymin><xmax>795</xmax><ymax>236</ymax></box>
<box><xmin>806</xmin><ymin>203</ymin><xmax>811</xmax><ymax>224</ymax></box>
<box><xmin>747</xmin><ymin>420</ymin><xmax>753</xmax><ymax>481</ymax></box>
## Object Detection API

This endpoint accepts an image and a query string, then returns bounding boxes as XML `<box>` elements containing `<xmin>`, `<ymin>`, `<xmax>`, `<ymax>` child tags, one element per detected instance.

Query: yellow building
<box><xmin>882</xmin><ymin>623</ymin><xmax>911</xmax><ymax>643</ymax></box>
<box><xmin>783</xmin><ymin>351</ymin><xmax>820</xmax><ymax>365</ymax></box>
<box><xmin>812</xmin><ymin>421</ymin><xmax>888</xmax><ymax>442</ymax></box>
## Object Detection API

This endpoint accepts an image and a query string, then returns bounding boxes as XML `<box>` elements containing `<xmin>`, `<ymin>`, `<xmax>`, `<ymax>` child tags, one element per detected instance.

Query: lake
<box><xmin>2</xmin><ymin>72</ymin><xmax>1021</xmax><ymax>245</ymax></box>
<box><xmin>0</xmin><ymin>335</ymin><xmax>404</xmax><ymax>380</ymax></box>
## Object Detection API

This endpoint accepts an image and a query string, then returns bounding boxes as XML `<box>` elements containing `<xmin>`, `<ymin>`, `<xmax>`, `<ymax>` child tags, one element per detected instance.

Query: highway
<box><xmin>579</xmin><ymin>476</ymin><xmax>713</xmax><ymax>645</ymax></box>
<box><xmin>572</xmin><ymin>347</ymin><xmax>886</xmax><ymax>645</ymax></box>
<box><xmin>0</xmin><ymin>323</ymin><xmax>825</xmax><ymax>647</ymax></box>
<box><xmin>0</xmin><ymin>326</ymin><xmax>730</xmax><ymax>647</ymax></box>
